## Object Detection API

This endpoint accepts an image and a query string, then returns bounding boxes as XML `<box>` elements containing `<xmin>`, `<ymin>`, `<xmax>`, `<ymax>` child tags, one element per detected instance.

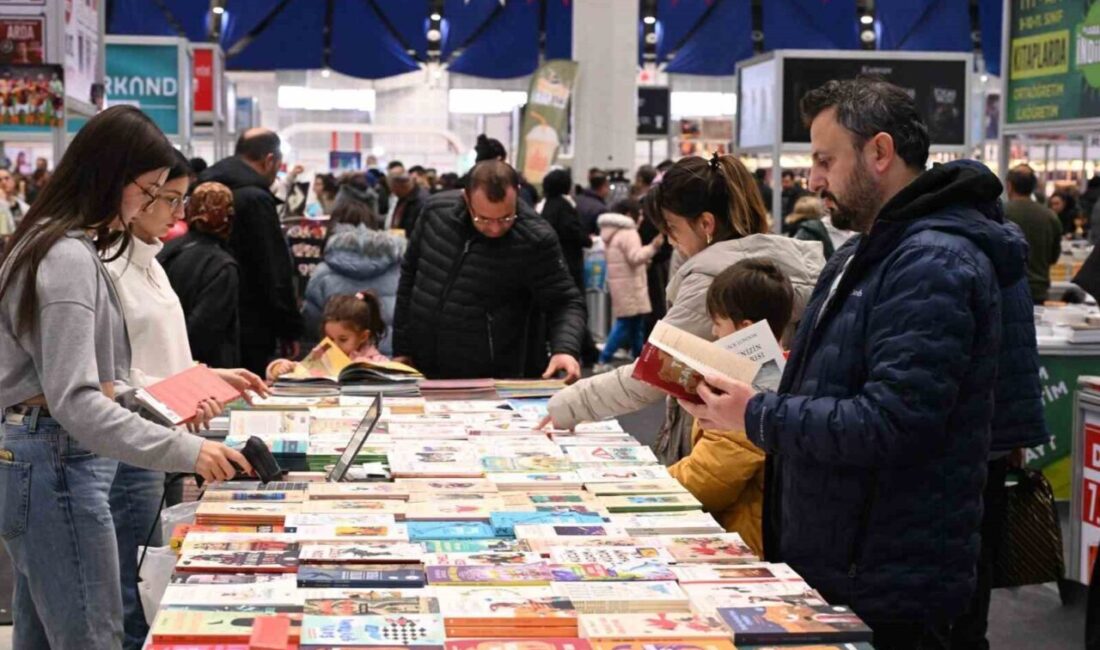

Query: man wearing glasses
<box><xmin>395</xmin><ymin>160</ymin><xmax>585</xmax><ymax>382</ymax></box>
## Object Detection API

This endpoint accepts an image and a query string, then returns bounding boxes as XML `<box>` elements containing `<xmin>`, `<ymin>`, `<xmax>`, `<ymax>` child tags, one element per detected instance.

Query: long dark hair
<box><xmin>0</xmin><ymin>105</ymin><xmax>178</xmax><ymax>333</ymax></box>
<box><xmin>323</xmin><ymin>292</ymin><xmax>386</xmax><ymax>346</ymax></box>
<box><xmin>651</xmin><ymin>154</ymin><xmax>768</xmax><ymax>242</ymax></box>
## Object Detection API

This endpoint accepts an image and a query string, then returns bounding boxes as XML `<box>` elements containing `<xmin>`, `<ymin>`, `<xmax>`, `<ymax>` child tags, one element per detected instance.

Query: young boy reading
<box><xmin>667</xmin><ymin>258</ymin><xmax>794</xmax><ymax>556</ymax></box>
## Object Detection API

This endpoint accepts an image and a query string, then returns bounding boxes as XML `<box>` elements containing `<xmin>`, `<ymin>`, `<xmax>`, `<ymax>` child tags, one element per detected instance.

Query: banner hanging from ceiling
<box><xmin>516</xmin><ymin>60</ymin><xmax>578</xmax><ymax>186</ymax></box>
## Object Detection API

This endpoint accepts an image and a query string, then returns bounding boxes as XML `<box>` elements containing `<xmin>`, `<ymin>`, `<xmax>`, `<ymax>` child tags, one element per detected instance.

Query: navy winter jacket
<box><xmin>746</xmin><ymin>160</ymin><xmax>1045</xmax><ymax>625</ymax></box>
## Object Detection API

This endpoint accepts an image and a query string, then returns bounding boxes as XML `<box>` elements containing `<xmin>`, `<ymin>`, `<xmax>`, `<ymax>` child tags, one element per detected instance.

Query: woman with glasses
<box><xmin>104</xmin><ymin>150</ymin><xmax>266</xmax><ymax>649</ymax></box>
<box><xmin>0</xmin><ymin>106</ymin><xmax>255</xmax><ymax>649</ymax></box>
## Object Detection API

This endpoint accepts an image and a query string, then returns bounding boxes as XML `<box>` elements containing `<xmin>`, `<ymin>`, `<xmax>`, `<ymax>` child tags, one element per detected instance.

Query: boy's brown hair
<box><xmin>706</xmin><ymin>258</ymin><xmax>794</xmax><ymax>340</ymax></box>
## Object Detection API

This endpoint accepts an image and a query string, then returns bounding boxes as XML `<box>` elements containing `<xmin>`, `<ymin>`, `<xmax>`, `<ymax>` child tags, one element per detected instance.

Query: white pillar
<box><xmin>572</xmin><ymin>0</ymin><xmax>638</xmax><ymax>175</ymax></box>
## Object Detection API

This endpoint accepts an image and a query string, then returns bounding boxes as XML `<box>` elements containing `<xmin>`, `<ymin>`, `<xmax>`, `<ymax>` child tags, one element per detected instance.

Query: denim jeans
<box><xmin>109</xmin><ymin>462</ymin><xmax>165</xmax><ymax>650</ymax></box>
<box><xmin>600</xmin><ymin>315</ymin><xmax>647</xmax><ymax>363</ymax></box>
<box><xmin>0</xmin><ymin>408</ymin><xmax>123</xmax><ymax>650</ymax></box>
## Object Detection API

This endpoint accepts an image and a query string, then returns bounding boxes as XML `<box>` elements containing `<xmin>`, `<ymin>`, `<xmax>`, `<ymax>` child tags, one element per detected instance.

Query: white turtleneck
<box><xmin>105</xmin><ymin>236</ymin><xmax>194</xmax><ymax>387</ymax></box>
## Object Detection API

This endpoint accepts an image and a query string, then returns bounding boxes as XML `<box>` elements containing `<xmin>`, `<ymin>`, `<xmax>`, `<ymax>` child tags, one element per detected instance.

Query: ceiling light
<box><xmin>860</xmin><ymin>30</ymin><xmax>875</xmax><ymax>43</ymax></box>
<box><xmin>860</xmin><ymin>14</ymin><xmax>873</xmax><ymax>25</ymax></box>
<box><xmin>321</xmin><ymin>67</ymin><xmax>331</xmax><ymax>78</ymax></box>
<box><xmin>430</xmin><ymin>12</ymin><xmax>442</xmax><ymax>21</ymax></box>
<box><xmin>643</xmin><ymin>16</ymin><xmax>656</xmax><ymax>25</ymax></box>
<box><xmin>212</xmin><ymin>6</ymin><xmax>225</xmax><ymax>15</ymax></box>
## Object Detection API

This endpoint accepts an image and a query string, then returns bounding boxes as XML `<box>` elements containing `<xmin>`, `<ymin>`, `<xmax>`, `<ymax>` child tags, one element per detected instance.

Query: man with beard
<box><xmin>678</xmin><ymin>77</ymin><xmax>1045</xmax><ymax>649</ymax></box>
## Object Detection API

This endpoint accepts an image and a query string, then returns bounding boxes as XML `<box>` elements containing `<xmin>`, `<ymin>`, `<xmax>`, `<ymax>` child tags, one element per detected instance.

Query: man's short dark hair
<box><xmin>408</xmin><ymin>165</ymin><xmax>426</xmax><ymax>175</ymax></box>
<box><xmin>753</xmin><ymin>169</ymin><xmax>767</xmax><ymax>181</ymax></box>
<box><xmin>467</xmin><ymin>160</ymin><xmax>520</xmax><ymax>202</ymax></box>
<box><xmin>387</xmin><ymin>160</ymin><xmax>404</xmax><ymax>171</ymax></box>
<box><xmin>1006</xmin><ymin>165</ymin><xmax>1038</xmax><ymax>197</ymax></box>
<box><xmin>706</xmin><ymin>258</ymin><xmax>794</xmax><ymax>341</ymax></box>
<box><xmin>800</xmin><ymin>76</ymin><xmax>930</xmax><ymax>171</ymax></box>
<box><xmin>590</xmin><ymin>172</ymin><xmax>609</xmax><ymax>191</ymax></box>
<box><xmin>781</xmin><ymin>170</ymin><xmax>795</xmax><ymax>180</ymax></box>
<box><xmin>635</xmin><ymin>165</ymin><xmax>657</xmax><ymax>186</ymax></box>
<box><xmin>543</xmin><ymin>168</ymin><xmax>572</xmax><ymax>199</ymax></box>
<box><xmin>235</xmin><ymin>130</ymin><xmax>281</xmax><ymax>162</ymax></box>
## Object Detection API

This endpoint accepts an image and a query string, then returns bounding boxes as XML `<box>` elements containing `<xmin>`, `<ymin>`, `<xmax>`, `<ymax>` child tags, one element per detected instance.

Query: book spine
<box><xmin>135</xmin><ymin>388</ymin><xmax>184</xmax><ymax>425</ymax></box>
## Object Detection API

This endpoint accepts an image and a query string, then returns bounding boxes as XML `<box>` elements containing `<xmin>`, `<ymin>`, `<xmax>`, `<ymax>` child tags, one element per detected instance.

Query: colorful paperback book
<box><xmin>577</xmin><ymin>467</ymin><xmax>671</xmax><ymax>484</ymax></box>
<box><xmin>718</xmin><ymin>605</ymin><xmax>873</xmax><ymax>645</ymax></box>
<box><xmin>551</xmin><ymin>581</ymin><xmax>689</xmax><ymax>611</ymax></box>
<box><xmin>670</xmin><ymin>563</ymin><xmax>804</xmax><ymax>585</ymax></box>
<box><xmin>547</xmin><ymin>546</ymin><xmax>675</xmax><ymax>566</ymax></box>
<box><xmin>588</xmin><ymin>641</ymin><xmax>735</xmax><ymax>650</ymax></box>
<box><xmin>631</xmin><ymin>320</ymin><xmax>760</xmax><ymax>404</ymax></box>
<box><xmin>292</xmin><ymin>525</ymin><xmax>409</xmax><ymax>543</ymax></box>
<box><xmin>444</xmin><ymin>640</ymin><xmax>592</xmax><ymax>650</ymax></box>
<box><xmin>433</xmin><ymin>586</ymin><xmax>578</xmax><ymax>625</ymax></box>
<box><xmin>395</xmin><ymin>478</ymin><xmax>499</xmax><ymax>493</ymax></box>
<box><xmin>582</xmin><ymin>481</ymin><xmax>689</xmax><ymax>497</ymax></box>
<box><xmin>488</xmin><ymin>472</ymin><xmax>585</xmax><ymax>491</ymax></box>
<box><xmin>482</xmin><ymin>456</ymin><xmax>576</xmax><ymax>473</ymax></box>
<box><xmin>405</xmin><ymin>502</ymin><xmax>495</xmax><ymax>522</ymax></box>
<box><xmin>169</xmin><ymin>573</ymin><xmax>291</xmax><ymax>585</ymax></box>
<box><xmin>300</xmin><ymin>499</ymin><xmax>407</xmax><ymax>516</ymax></box>
<box><xmin>579</xmin><ymin>613</ymin><xmax>730</xmax><ymax>640</ymax></box>
<box><xmin>304</xmin><ymin>593</ymin><xmax>441</xmax><ymax>616</ymax></box>
<box><xmin>159</xmin><ymin>576</ymin><xmax>301</xmax><ymax>607</ymax></box>
<box><xmin>296</xmin><ymin>565</ymin><xmax>427</xmax><ymax>589</ymax></box>
<box><xmin>150</xmin><ymin>610</ymin><xmax>301</xmax><ymax>643</ymax></box>
<box><xmin>407</xmin><ymin>521</ymin><xmax>498</xmax><ymax>541</ymax></box>
<box><xmin>563</xmin><ymin>446</ymin><xmax>658</xmax><ymax>465</ymax></box>
<box><xmin>300</xmin><ymin>613</ymin><xmax>445</xmax><ymax>646</ymax></box>
<box><xmin>597</xmin><ymin>494</ymin><xmax>703</xmax><ymax>514</ymax></box>
<box><xmin>609</xmin><ymin>514</ymin><xmax>724</xmax><ymax>536</ymax></box>
<box><xmin>513</xmin><ymin>524</ymin><xmax>630</xmax><ymax>540</ymax></box>
<box><xmin>298</xmin><ymin>542</ymin><xmax>424</xmax><ymax>564</ymax></box>
<box><xmin>548</xmin><ymin>561</ymin><xmax>677</xmax><ymax>582</ymax></box>
<box><xmin>501</xmin><ymin>493</ymin><xmax>597</xmax><ymax>507</ymax></box>
<box><xmin>684</xmin><ymin>582</ymin><xmax>825</xmax><ymax>616</ymax></box>
<box><xmin>135</xmin><ymin>365</ymin><xmax>242</xmax><ymax>426</ymax></box>
<box><xmin>423</xmin><ymin>552</ymin><xmax>544</xmax><ymax>566</ymax></box>
<box><xmin>306</xmin><ymin>482</ymin><xmax>414</xmax><ymax>501</ymax></box>
<box><xmin>639</xmin><ymin>534</ymin><xmax>756</xmax><ymax>565</ymax></box>
<box><xmin>228</xmin><ymin>410</ymin><xmax>311</xmax><ymax>438</ymax></box>
<box><xmin>175</xmin><ymin>548</ymin><xmax>300</xmax><ymax>573</ymax></box>
<box><xmin>418</xmin><ymin>539</ymin><xmax>532</xmax><ymax>554</ymax></box>
<box><xmin>425</xmin><ymin>563</ymin><xmax>552</xmax><ymax>586</ymax></box>
<box><xmin>489</xmin><ymin>511</ymin><xmax>606</xmax><ymax>537</ymax></box>
<box><xmin>179</xmin><ymin>533</ymin><xmax>299</xmax><ymax>552</ymax></box>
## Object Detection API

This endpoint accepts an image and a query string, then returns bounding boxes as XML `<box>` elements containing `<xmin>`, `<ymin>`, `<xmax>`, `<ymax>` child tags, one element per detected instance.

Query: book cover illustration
<box><xmin>670</xmin><ymin>563</ymin><xmax>803</xmax><ymax>585</ymax></box>
<box><xmin>683</xmin><ymin>582</ymin><xmax>824</xmax><ymax>616</ymax></box>
<box><xmin>482</xmin><ymin>456</ymin><xmax>576</xmax><ymax>473</ymax></box>
<box><xmin>588</xmin><ymin>641</ymin><xmax>736</xmax><ymax>650</ymax></box>
<box><xmin>490</xmin><ymin>512</ymin><xmax>606</xmax><ymax>537</ymax></box>
<box><xmin>563</xmin><ymin>446</ymin><xmax>658</xmax><ymax>465</ymax></box>
<box><xmin>298</xmin><ymin>542</ymin><xmax>424</xmax><ymax>564</ymax></box>
<box><xmin>301</xmin><ymin>613</ymin><xmax>445</xmax><ymax>646</ymax></box>
<box><xmin>579</xmin><ymin>613</ymin><xmax>730</xmax><ymax>640</ymax></box>
<box><xmin>584</xmin><ymin>481</ymin><xmax>689</xmax><ymax>497</ymax></box>
<box><xmin>419</xmin><ymin>539</ymin><xmax>532</xmax><ymax>554</ymax></box>
<box><xmin>395</xmin><ymin>478</ymin><xmax>498</xmax><ymax>493</ymax></box>
<box><xmin>631</xmin><ymin>321</ymin><xmax>760</xmax><ymax>404</ymax></box>
<box><xmin>405</xmin><ymin>502</ymin><xmax>495</xmax><ymax>522</ymax></box>
<box><xmin>551</xmin><ymin>581</ymin><xmax>688</xmax><ymax>603</ymax></box>
<box><xmin>150</xmin><ymin>609</ymin><xmax>301</xmax><ymax>642</ymax></box>
<box><xmin>303</xmin><ymin>593</ymin><xmax>440</xmax><ymax>616</ymax></box>
<box><xmin>598</xmin><ymin>495</ymin><xmax>703</xmax><ymax>513</ymax></box>
<box><xmin>175</xmin><ymin>548</ymin><xmax>300</xmax><ymax>573</ymax></box>
<box><xmin>548</xmin><ymin>561</ymin><xmax>677</xmax><ymax>582</ymax></box>
<box><xmin>649</xmin><ymin>534</ymin><xmax>757</xmax><ymax>564</ymax></box>
<box><xmin>424</xmin><ymin>552</ymin><xmax>544</xmax><ymax>566</ymax></box>
<box><xmin>577</xmin><ymin>467</ymin><xmax>671</xmax><ymax>484</ymax></box>
<box><xmin>513</xmin><ymin>524</ymin><xmax>630</xmax><ymax>540</ymax></box>
<box><xmin>547</xmin><ymin>547</ymin><xmax>675</xmax><ymax>566</ymax></box>
<box><xmin>160</xmin><ymin>576</ymin><xmax>301</xmax><ymax>607</ymax></box>
<box><xmin>433</xmin><ymin>586</ymin><xmax>578</xmax><ymax>624</ymax></box>
<box><xmin>297</xmin><ymin>566</ymin><xmax>427</xmax><ymax>589</ymax></box>
<box><xmin>717</xmin><ymin>605</ymin><xmax>872</xmax><ymax>645</ymax></box>
<box><xmin>228</xmin><ymin>410</ymin><xmax>311</xmax><ymax>438</ymax></box>
<box><xmin>169</xmin><ymin>572</ymin><xmax>291</xmax><ymax>585</ymax></box>
<box><xmin>407</xmin><ymin>521</ymin><xmax>498</xmax><ymax>541</ymax></box>
<box><xmin>424</xmin><ymin>564</ymin><xmax>552</xmax><ymax>586</ymax></box>
<box><xmin>444</xmin><ymin>640</ymin><xmax>594</xmax><ymax>650</ymax></box>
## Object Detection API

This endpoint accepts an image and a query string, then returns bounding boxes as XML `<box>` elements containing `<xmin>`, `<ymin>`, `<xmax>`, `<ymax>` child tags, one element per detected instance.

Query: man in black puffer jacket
<box><xmin>680</xmin><ymin>78</ymin><xmax>1045</xmax><ymax>649</ymax></box>
<box><xmin>394</xmin><ymin>161</ymin><xmax>585</xmax><ymax>381</ymax></box>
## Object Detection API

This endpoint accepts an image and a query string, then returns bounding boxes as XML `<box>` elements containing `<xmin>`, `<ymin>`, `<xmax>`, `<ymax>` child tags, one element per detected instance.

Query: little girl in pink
<box><xmin>267</xmin><ymin>292</ymin><xmax>389</xmax><ymax>380</ymax></box>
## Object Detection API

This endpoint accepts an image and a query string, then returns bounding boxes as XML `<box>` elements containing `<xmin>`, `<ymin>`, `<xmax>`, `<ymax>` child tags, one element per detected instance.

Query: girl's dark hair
<box><xmin>0</xmin><ymin>105</ymin><xmax>178</xmax><ymax>333</ymax></box>
<box><xmin>706</xmin><ymin>258</ymin><xmax>794</xmax><ymax>340</ymax></box>
<box><xmin>651</xmin><ymin>155</ymin><xmax>768</xmax><ymax>242</ymax></box>
<box><xmin>610</xmin><ymin>197</ymin><xmax>641</xmax><ymax>220</ymax></box>
<box><xmin>329</xmin><ymin>197</ymin><xmax>379</xmax><ymax>230</ymax></box>
<box><xmin>316</xmin><ymin>173</ymin><xmax>338</xmax><ymax>197</ymax></box>
<box><xmin>322</xmin><ymin>292</ymin><xmax>386</xmax><ymax>345</ymax></box>
<box><xmin>542</xmin><ymin>168</ymin><xmax>572</xmax><ymax>199</ymax></box>
<box><xmin>475</xmin><ymin>134</ymin><xmax>507</xmax><ymax>162</ymax></box>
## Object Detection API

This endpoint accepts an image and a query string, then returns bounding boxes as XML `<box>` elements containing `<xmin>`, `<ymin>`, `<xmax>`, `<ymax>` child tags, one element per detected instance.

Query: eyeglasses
<box><xmin>135</xmin><ymin>181</ymin><xmax>161</xmax><ymax>211</ymax></box>
<box><xmin>155</xmin><ymin>193</ymin><xmax>190</xmax><ymax>212</ymax></box>
<box><xmin>471</xmin><ymin>213</ymin><xmax>517</xmax><ymax>226</ymax></box>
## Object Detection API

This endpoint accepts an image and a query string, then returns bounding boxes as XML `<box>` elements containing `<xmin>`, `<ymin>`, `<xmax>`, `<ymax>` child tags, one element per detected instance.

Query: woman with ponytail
<box><xmin>545</xmin><ymin>154</ymin><xmax>826</xmax><ymax>464</ymax></box>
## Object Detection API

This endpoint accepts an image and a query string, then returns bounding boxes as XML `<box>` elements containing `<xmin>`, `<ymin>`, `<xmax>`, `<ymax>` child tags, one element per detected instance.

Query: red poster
<box><xmin>1084</xmin><ymin>477</ymin><xmax>1100</xmax><ymax>527</ymax></box>
<box><xmin>193</xmin><ymin>47</ymin><xmax>213</xmax><ymax>113</ymax></box>
<box><xmin>0</xmin><ymin>17</ymin><xmax>44</xmax><ymax>65</ymax></box>
<box><xmin>1088</xmin><ymin>424</ymin><xmax>1100</xmax><ymax>473</ymax></box>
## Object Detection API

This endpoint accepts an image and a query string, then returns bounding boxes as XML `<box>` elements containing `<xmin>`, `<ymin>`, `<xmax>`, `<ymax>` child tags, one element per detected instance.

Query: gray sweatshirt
<box><xmin>0</xmin><ymin>231</ymin><xmax>203</xmax><ymax>472</ymax></box>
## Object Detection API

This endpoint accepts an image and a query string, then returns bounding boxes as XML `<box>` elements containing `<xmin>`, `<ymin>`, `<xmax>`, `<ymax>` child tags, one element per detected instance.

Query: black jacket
<box><xmin>574</xmin><ymin>189</ymin><xmax>606</xmax><ymax>237</ymax></box>
<box><xmin>158</xmin><ymin>230</ymin><xmax>241</xmax><ymax>369</ymax></box>
<box><xmin>540</xmin><ymin>196</ymin><xmax>586</xmax><ymax>293</ymax></box>
<box><xmin>198</xmin><ymin>157</ymin><xmax>303</xmax><ymax>345</ymax></box>
<box><xmin>393</xmin><ymin>185</ymin><xmax>429</xmax><ymax>234</ymax></box>
<box><xmin>749</xmin><ymin>161</ymin><xmax>1043</xmax><ymax>624</ymax></box>
<box><xmin>394</xmin><ymin>191</ymin><xmax>586</xmax><ymax>379</ymax></box>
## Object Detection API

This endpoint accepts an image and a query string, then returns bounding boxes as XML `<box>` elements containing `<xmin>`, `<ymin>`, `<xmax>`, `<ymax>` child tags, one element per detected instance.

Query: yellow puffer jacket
<box><xmin>667</xmin><ymin>421</ymin><xmax>765</xmax><ymax>557</ymax></box>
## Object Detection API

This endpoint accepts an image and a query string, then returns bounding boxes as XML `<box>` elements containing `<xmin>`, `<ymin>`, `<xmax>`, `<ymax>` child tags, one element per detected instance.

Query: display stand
<box><xmin>735</xmin><ymin>50</ymin><xmax>972</xmax><ymax>232</ymax></box>
<box><xmin>1034</xmin><ymin>343</ymin><xmax>1100</xmax><ymax>500</ymax></box>
<box><xmin>191</xmin><ymin>44</ymin><xmax>229</xmax><ymax>162</ymax></box>
<box><xmin>284</xmin><ymin>216</ymin><xmax>329</xmax><ymax>299</ymax></box>
<box><xmin>103</xmin><ymin>36</ymin><xmax>193</xmax><ymax>151</ymax></box>
<box><xmin>1069</xmin><ymin>385</ymin><xmax>1100</xmax><ymax>584</ymax></box>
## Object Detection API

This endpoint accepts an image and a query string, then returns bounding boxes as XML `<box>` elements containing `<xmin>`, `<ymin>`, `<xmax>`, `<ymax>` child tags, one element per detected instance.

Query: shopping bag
<box><xmin>993</xmin><ymin>467</ymin><xmax>1065</xmax><ymax>588</ymax></box>
<box><xmin>137</xmin><ymin>545</ymin><xmax>177</xmax><ymax>625</ymax></box>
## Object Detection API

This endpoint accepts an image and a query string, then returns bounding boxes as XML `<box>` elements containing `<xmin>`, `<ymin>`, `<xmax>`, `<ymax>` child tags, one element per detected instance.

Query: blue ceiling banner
<box><xmin>876</xmin><ymin>0</ymin><xmax>970</xmax><ymax>52</ymax></box>
<box><xmin>665</xmin><ymin>0</ymin><xmax>752</xmax><ymax>76</ymax></box>
<box><xmin>440</xmin><ymin>0</ymin><xmax>502</xmax><ymax>61</ymax></box>
<box><xmin>372</xmin><ymin>0</ymin><xmax>430</xmax><ymax>60</ymax></box>
<box><xmin>978</xmin><ymin>0</ymin><xmax>1002</xmax><ymax>75</ymax></box>
<box><xmin>223</xmin><ymin>0</ymin><xmax>325</xmax><ymax>71</ymax></box>
<box><xmin>545</xmin><ymin>0</ymin><xmax>573</xmax><ymax>61</ymax></box>
<box><xmin>657</xmin><ymin>0</ymin><xmax>714</xmax><ymax>62</ymax></box>
<box><xmin>108</xmin><ymin>0</ymin><xmax>209</xmax><ymax>41</ymax></box>
<box><xmin>762</xmin><ymin>0</ymin><xmax>859</xmax><ymax>51</ymax></box>
<box><xmin>330</xmin><ymin>0</ymin><xmax>422</xmax><ymax>79</ymax></box>
<box><xmin>448</xmin><ymin>0</ymin><xmax>540</xmax><ymax>78</ymax></box>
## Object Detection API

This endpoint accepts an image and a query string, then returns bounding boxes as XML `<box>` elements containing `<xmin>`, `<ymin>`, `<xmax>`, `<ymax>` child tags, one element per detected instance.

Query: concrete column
<box><xmin>572</xmin><ymin>0</ymin><xmax>638</xmax><ymax>175</ymax></box>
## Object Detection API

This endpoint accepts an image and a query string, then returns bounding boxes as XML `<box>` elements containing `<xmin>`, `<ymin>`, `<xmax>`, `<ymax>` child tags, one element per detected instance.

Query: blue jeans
<box><xmin>110</xmin><ymin>463</ymin><xmax>165</xmax><ymax>650</ymax></box>
<box><xmin>0</xmin><ymin>409</ymin><xmax>123</xmax><ymax>649</ymax></box>
<box><xmin>600</xmin><ymin>315</ymin><xmax>647</xmax><ymax>363</ymax></box>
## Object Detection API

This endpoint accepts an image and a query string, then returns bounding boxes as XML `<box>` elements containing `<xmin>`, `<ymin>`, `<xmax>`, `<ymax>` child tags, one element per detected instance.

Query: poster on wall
<box><xmin>329</xmin><ymin>150</ymin><xmax>361</xmax><ymax>172</ymax></box>
<box><xmin>193</xmin><ymin>45</ymin><xmax>214</xmax><ymax>115</ymax></box>
<box><xmin>64</xmin><ymin>0</ymin><xmax>99</xmax><ymax>106</ymax></box>
<box><xmin>516</xmin><ymin>60</ymin><xmax>578</xmax><ymax>186</ymax></box>
<box><xmin>0</xmin><ymin>16</ymin><xmax>43</xmax><ymax>64</ymax></box>
<box><xmin>1080</xmin><ymin>415</ymin><xmax>1100</xmax><ymax>583</ymax></box>
<box><xmin>105</xmin><ymin>41</ymin><xmax>181</xmax><ymax>136</ymax></box>
<box><xmin>781</xmin><ymin>56</ymin><xmax>967</xmax><ymax>146</ymax></box>
<box><xmin>738</xmin><ymin>58</ymin><xmax>777</xmax><ymax>149</ymax></box>
<box><xmin>1005</xmin><ymin>0</ymin><xmax>1100</xmax><ymax>126</ymax></box>
<box><xmin>637</xmin><ymin>87</ymin><xmax>670</xmax><ymax>137</ymax></box>
<box><xmin>0</xmin><ymin>63</ymin><xmax>63</xmax><ymax>127</ymax></box>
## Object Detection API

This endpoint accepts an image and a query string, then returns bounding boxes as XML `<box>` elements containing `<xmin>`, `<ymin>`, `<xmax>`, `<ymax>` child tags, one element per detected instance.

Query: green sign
<box><xmin>1031</xmin><ymin>354</ymin><xmax>1099</xmax><ymax>499</ymax></box>
<box><xmin>1006</xmin><ymin>0</ymin><xmax>1100</xmax><ymax>125</ymax></box>
<box><xmin>516</xmin><ymin>60</ymin><xmax>578</xmax><ymax>187</ymax></box>
<box><xmin>105</xmin><ymin>42</ymin><xmax>181</xmax><ymax>136</ymax></box>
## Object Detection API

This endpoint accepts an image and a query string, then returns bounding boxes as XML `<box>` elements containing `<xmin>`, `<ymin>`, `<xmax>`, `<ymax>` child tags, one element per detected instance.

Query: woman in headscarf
<box><xmin>158</xmin><ymin>181</ymin><xmax>242</xmax><ymax>368</ymax></box>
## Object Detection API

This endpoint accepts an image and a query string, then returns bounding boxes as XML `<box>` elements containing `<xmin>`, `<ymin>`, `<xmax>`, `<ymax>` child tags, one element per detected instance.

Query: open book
<box><xmin>277</xmin><ymin>338</ymin><xmax>422</xmax><ymax>386</ymax></box>
<box><xmin>631</xmin><ymin>320</ymin><xmax>783</xmax><ymax>404</ymax></box>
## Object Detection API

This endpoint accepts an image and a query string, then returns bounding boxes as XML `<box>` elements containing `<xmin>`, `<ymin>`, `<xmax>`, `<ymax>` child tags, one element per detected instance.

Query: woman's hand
<box><xmin>187</xmin><ymin>397</ymin><xmax>224</xmax><ymax>433</ymax></box>
<box><xmin>195</xmin><ymin>440</ymin><xmax>253</xmax><ymax>484</ymax></box>
<box><xmin>213</xmin><ymin>367</ymin><xmax>270</xmax><ymax>402</ymax></box>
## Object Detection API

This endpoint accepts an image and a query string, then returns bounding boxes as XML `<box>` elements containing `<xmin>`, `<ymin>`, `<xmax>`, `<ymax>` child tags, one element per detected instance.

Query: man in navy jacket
<box><xmin>681</xmin><ymin>78</ymin><xmax>1046</xmax><ymax>649</ymax></box>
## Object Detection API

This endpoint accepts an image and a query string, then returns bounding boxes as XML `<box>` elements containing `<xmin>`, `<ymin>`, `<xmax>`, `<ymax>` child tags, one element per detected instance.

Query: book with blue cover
<box><xmin>489</xmin><ymin>511</ymin><xmax>606</xmax><ymax>537</ymax></box>
<box><xmin>297</xmin><ymin>564</ymin><xmax>426</xmax><ymax>588</ymax></box>
<box><xmin>301</xmin><ymin>613</ymin><xmax>445</xmax><ymax>646</ymax></box>
<box><xmin>718</xmin><ymin>604</ymin><xmax>872</xmax><ymax>645</ymax></box>
<box><xmin>408</xmin><ymin>521</ymin><xmax>498</xmax><ymax>541</ymax></box>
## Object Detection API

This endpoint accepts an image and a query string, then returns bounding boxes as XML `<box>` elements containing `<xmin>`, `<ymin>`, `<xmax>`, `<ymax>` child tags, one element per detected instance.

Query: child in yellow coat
<box><xmin>667</xmin><ymin>258</ymin><xmax>794</xmax><ymax>557</ymax></box>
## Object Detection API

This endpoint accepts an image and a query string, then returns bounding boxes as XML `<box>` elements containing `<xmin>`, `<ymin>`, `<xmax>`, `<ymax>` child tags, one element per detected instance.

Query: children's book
<box><xmin>489</xmin><ymin>511</ymin><xmax>606</xmax><ymax>537</ymax></box>
<box><xmin>563</xmin><ymin>446</ymin><xmax>658</xmax><ymax>466</ymax></box>
<box><xmin>597</xmin><ymin>494</ymin><xmax>703</xmax><ymax>514</ymax></box>
<box><xmin>547</xmin><ymin>560</ymin><xmax>677</xmax><ymax>582</ymax></box>
<box><xmin>296</xmin><ymin>565</ymin><xmax>426</xmax><ymax>589</ymax></box>
<box><xmin>444</xmin><ymin>640</ymin><xmax>593</xmax><ymax>650</ymax></box>
<box><xmin>418</xmin><ymin>539</ymin><xmax>533</xmax><ymax>554</ymax></box>
<box><xmin>583</xmin><ymin>481</ymin><xmax>690</xmax><ymax>497</ymax></box>
<box><xmin>175</xmin><ymin>547</ymin><xmax>300</xmax><ymax>574</ymax></box>
<box><xmin>301</xmin><ymin>590</ymin><xmax>440</xmax><ymax>616</ymax></box>
<box><xmin>433</xmin><ymin>586</ymin><xmax>578</xmax><ymax>626</ymax></box>
<box><xmin>297</xmin><ymin>542</ymin><xmax>424</xmax><ymax>564</ymax></box>
<box><xmin>547</xmin><ymin>546</ymin><xmax>676</xmax><ymax>566</ymax></box>
<box><xmin>424</xmin><ymin>563</ymin><xmax>552</xmax><ymax>586</ymax></box>
<box><xmin>579</xmin><ymin>613</ymin><xmax>730</xmax><ymax>640</ymax></box>
<box><xmin>407</xmin><ymin>521</ymin><xmax>498</xmax><ymax>541</ymax></box>
<box><xmin>638</xmin><ymin>534</ymin><xmax>757</xmax><ymax>565</ymax></box>
<box><xmin>670</xmin><ymin>563</ymin><xmax>804</xmax><ymax>585</ymax></box>
<box><xmin>684</xmin><ymin>581</ymin><xmax>825</xmax><ymax>617</ymax></box>
<box><xmin>423</xmin><ymin>552</ymin><xmax>544</xmax><ymax>566</ymax></box>
<box><xmin>717</xmin><ymin>604</ymin><xmax>873</xmax><ymax>645</ymax></box>
<box><xmin>300</xmin><ymin>613</ymin><xmax>445</xmax><ymax>646</ymax></box>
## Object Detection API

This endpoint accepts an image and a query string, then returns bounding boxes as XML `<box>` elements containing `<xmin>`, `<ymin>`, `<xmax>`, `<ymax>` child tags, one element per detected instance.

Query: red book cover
<box><xmin>136</xmin><ymin>365</ymin><xmax>241</xmax><ymax>425</ymax></box>
<box><xmin>251</xmin><ymin>616</ymin><xmax>292</xmax><ymax>650</ymax></box>
<box><xmin>445</xmin><ymin>640</ymin><xmax>593</xmax><ymax>650</ymax></box>
<box><xmin>631</xmin><ymin>343</ymin><xmax>704</xmax><ymax>404</ymax></box>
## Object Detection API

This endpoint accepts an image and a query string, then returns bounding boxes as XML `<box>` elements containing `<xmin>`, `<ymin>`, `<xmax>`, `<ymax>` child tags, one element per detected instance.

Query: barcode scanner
<box><xmin>195</xmin><ymin>436</ymin><xmax>284</xmax><ymax>488</ymax></box>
